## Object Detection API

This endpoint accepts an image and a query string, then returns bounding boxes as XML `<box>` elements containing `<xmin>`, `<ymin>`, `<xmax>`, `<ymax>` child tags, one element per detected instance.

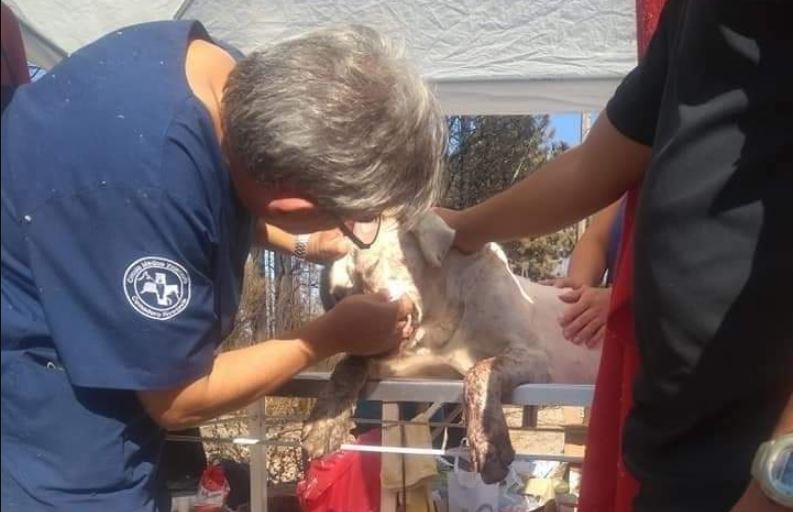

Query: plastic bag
<box><xmin>447</xmin><ymin>442</ymin><xmax>499</xmax><ymax>512</ymax></box>
<box><xmin>191</xmin><ymin>463</ymin><xmax>230</xmax><ymax>512</ymax></box>
<box><xmin>297</xmin><ymin>428</ymin><xmax>381</xmax><ymax>512</ymax></box>
<box><xmin>498</xmin><ymin>467</ymin><xmax>539</xmax><ymax>511</ymax></box>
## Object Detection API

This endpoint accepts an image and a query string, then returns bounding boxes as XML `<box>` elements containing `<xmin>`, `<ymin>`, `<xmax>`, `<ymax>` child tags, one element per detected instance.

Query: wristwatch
<box><xmin>751</xmin><ymin>433</ymin><xmax>793</xmax><ymax>508</ymax></box>
<box><xmin>293</xmin><ymin>234</ymin><xmax>310</xmax><ymax>259</ymax></box>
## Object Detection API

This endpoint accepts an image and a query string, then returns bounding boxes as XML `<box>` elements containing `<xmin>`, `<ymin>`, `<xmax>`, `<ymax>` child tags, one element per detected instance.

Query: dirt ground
<box><xmin>506</xmin><ymin>405</ymin><xmax>586</xmax><ymax>456</ymax></box>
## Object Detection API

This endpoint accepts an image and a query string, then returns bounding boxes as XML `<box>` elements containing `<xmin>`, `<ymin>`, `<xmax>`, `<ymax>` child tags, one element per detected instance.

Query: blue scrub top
<box><xmin>1</xmin><ymin>21</ymin><xmax>252</xmax><ymax>511</ymax></box>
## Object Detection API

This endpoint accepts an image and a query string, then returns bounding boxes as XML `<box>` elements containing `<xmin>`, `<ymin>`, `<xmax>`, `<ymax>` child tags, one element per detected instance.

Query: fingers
<box><xmin>331</xmin><ymin>293</ymin><xmax>411</xmax><ymax>356</ymax></box>
<box><xmin>370</xmin><ymin>289</ymin><xmax>414</xmax><ymax>317</ymax></box>
<box><xmin>356</xmin><ymin>292</ymin><xmax>414</xmax><ymax>333</ymax></box>
<box><xmin>558</xmin><ymin>288</ymin><xmax>583</xmax><ymax>303</ymax></box>
<box><xmin>558</xmin><ymin>296</ymin><xmax>588</xmax><ymax>326</ymax></box>
<box><xmin>330</xmin><ymin>237</ymin><xmax>352</xmax><ymax>256</ymax></box>
<box><xmin>588</xmin><ymin>325</ymin><xmax>606</xmax><ymax>348</ymax></box>
<box><xmin>399</xmin><ymin>319</ymin><xmax>414</xmax><ymax>339</ymax></box>
<box><xmin>573</xmin><ymin>313</ymin><xmax>605</xmax><ymax>346</ymax></box>
<box><xmin>305</xmin><ymin>229</ymin><xmax>352</xmax><ymax>264</ymax></box>
<box><xmin>561</xmin><ymin>307</ymin><xmax>599</xmax><ymax>343</ymax></box>
<box><xmin>394</xmin><ymin>294</ymin><xmax>415</xmax><ymax>318</ymax></box>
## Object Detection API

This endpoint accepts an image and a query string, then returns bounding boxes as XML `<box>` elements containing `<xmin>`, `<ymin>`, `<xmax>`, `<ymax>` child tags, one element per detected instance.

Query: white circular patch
<box><xmin>123</xmin><ymin>257</ymin><xmax>191</xmax><ymax>320</ymax></box>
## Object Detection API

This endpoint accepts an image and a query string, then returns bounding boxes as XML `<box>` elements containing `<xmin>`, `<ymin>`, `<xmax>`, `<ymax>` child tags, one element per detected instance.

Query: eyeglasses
<box><xmin>337</xmin><ymin>216</ymin><xmax>382</xmax><ymax>250</ymax></box>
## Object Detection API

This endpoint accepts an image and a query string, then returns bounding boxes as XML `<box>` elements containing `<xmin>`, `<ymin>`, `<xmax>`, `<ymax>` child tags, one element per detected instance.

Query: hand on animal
<box><xmin>432</xmin><ymin>206</ymin><xmax>482</xmax><ymax>255</ymax></box>
<box><xmin>324</xmin><ymin>292</ymin><xmax>414</xmax><ymax>356</ymax></box>
<box><xmin>558</xmin><ymin>285</ymin><xmax>611</xmax><ymax>348</ymax></box>
<box><xmin>305</xmin><ymin>228</ymin><xmax>352</xmax><ymax>264</ymax></box>
<box><xmin>305</xmin><ymin>211</ymin><xmax>602</xmax><ymax>477</ymax></box>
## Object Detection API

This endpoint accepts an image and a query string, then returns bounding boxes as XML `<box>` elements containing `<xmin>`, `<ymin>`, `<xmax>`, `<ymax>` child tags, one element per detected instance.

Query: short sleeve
<box><xmin>25</xmin><ymin>186</ymin><xmax>219</xmax><ymax>390</ymax></box>
<box><xmin>606</xmin><ymin>1</ymin><xmax>677</xmax><ymax>146</ymax></box>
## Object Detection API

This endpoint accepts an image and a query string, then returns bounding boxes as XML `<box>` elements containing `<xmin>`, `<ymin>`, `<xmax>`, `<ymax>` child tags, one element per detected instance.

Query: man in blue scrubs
<box><xmin>1</xmin><ymin>21</ymin><xmax>446</xmax><ymax>511</ymax></box>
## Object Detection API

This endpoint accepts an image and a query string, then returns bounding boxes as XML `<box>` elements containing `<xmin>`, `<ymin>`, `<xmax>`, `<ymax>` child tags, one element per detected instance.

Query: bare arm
<box><xmin>257</xmin><ymin>220</ymin><xmax>299</xmax><ymax>254</ymax></box>
<box><xmin>139</xmin><ymin>325</ymin><xmax>329</xmax><ymax>429</ymax></box>
<box><xmin>771</xmin><ymin>394</ymin><xmax>793</xmax><ymax>436</ymax></box>
<box><xmin>256</xmin><ymin>220</ymin><xmax>351</xmax><ymax>264</ymax></box>
<box><xmin>567</xmin><ymin>199</ymin><xmax>623</xmax><ymax>287</ymax></box>
<box><xmin>451</xmin><ymin>115</ymin><xmax>650</xmax><ymax>252</ymax></box>
<box><xmin>138</xmin><ymin>293</ymin><xmax>412</xmax><ymax>430</ymax></box>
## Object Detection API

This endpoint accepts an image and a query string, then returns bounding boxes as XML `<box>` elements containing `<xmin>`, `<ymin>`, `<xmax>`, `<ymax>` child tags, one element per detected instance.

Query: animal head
<box><xmin>320</xmin><ymin>211</ymin><xmax>458</xmax><ymax>320</ymax></box>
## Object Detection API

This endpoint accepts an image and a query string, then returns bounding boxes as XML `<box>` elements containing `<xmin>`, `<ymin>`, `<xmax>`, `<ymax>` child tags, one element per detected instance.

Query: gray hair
<box><xmin>222</xmin><ymin>25</ymin><xmax>447</xmax><ymax>222</ymax></box>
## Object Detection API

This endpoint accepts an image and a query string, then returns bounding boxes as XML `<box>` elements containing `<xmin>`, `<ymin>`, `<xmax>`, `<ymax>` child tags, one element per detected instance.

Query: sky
<box><xmin>549</xmin><ymin>111</ymin><xmax>602</xmax><ymax>147</ymax></box>
<box><xmin>549</xmin><ymin>113</ymin><xmax>582</xmax><ymax>146</ymax></box>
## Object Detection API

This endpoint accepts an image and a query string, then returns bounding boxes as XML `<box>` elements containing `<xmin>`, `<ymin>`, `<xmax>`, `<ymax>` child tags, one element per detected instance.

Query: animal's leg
<box><xmin>302</xmin><ymin>356</ymin><xmax>370</xmax><ymax>458</ymax></box>
<box><xmin>463</xmin><ymin>344</ymin><xmax>550</xmax><ymax>484</ymax></box>
<box><xmin>369</xmin><ymin>351</ymin><xmax>462</xmax><ymax>379</ymax></box>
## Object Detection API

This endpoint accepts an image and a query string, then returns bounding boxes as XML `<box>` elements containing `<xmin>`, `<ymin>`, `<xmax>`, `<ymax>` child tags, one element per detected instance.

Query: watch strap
<box><xmin>294</xmin><ymin>234</ymin><xmax>310</xmax><ymax>259</ymax></box>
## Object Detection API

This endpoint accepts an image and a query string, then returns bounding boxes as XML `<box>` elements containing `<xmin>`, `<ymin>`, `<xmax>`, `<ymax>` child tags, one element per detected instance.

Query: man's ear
<box><xmin>266</xmin><ymin>196</ymin><xmax>317</xmax><ymax>215</ymax></box>
<box><xmin>411</xmin><ymin>211</ymin><xmax>456</xmax><ymax>268</ymax></box>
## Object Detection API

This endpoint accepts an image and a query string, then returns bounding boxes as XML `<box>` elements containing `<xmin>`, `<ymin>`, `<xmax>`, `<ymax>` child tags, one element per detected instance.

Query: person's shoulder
<box><xmin>158</xmin><ymin>95</ymin><xmax>231</xmax><ymax>214</ymax></box>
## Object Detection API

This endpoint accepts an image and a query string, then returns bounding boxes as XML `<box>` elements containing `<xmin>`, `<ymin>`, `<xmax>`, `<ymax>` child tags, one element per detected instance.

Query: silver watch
<box><xmin>294</xmin><ymin>234</ymin><xmax>310</xmax><ymax>259</ymax></box>
<box><xmin>751</xmin><ymin>433</ymin><xmax>793</xmax><ymax>508</ymax></box>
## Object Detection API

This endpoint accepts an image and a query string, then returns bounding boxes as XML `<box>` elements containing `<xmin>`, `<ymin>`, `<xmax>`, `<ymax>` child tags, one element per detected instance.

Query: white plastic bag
<box><xmin>447</xmin><ymin>442</ymin><xmax>499</xmax><ymax>512</ymax></box>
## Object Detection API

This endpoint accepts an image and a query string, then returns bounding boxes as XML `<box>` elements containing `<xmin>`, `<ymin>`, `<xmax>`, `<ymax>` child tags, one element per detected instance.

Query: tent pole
<box><xmin>172</xmin><ymin>0</ymin><xmax>197</xmax><ymax>20</ymax></box>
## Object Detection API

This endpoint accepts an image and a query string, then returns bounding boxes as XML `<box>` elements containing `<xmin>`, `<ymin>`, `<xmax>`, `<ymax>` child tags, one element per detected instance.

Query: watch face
<box><xmin>775</xmin><ymin>447</ymin><xmax>793</xmax><ymax>497</ymax></box>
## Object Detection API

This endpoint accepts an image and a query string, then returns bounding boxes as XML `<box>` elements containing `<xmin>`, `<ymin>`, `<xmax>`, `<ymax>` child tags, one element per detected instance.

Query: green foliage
<box><xmin>443</xmin><ymin>115</ymin><xmax>575</xmax><ymax>280</ymax></box>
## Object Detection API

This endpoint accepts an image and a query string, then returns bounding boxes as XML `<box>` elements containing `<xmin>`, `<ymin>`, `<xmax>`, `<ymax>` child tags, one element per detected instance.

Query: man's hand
<box><xmin>257</xmin><ymin>221</ymin><xmax>351</xmax><ymax>264</ymax></box>
<box><xmin>322</xmin><ymin>292</ymin><xmax>414</xmax><ymax>356</ymax></box>
<box><xmin>730</xmin><ymin>480</ymin><xmax>787</xmax><ymax>512</ymax></box>
<box><xmin>138</xmin><ymin>292</ymin><xmax>413</xmax><ymax>430</ymax></box>
<box><xmin>557</xmin><ymin>286</ymin><xmax>611</xmax><ymax>348</ymax></box>
<box><xmin>305</xmin><ymin>228</ymin><xmax>352</xmax><ymax>264</ymax></box>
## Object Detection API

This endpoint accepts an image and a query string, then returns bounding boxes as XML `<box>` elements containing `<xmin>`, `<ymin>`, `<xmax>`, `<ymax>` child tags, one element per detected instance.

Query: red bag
<box><xmin>192</xmin><ymin>463</ymin><xmax>231</xmax><ymax>512</ymax></box>
<box><xmin>297</xmin><ymin>429</ymin><xmax>382</xmax><ymax>512</ymax></box>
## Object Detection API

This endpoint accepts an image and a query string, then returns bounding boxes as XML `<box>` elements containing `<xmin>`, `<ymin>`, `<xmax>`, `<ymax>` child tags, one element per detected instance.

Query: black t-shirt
<box><xmin>606</xmin><ymin>0</ymin><xmax>792</xmax><ymax>509</ymax></box>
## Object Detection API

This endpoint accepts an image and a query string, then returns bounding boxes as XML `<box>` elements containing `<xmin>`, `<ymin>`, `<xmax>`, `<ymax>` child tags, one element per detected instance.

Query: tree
<box><xmin>443</xmin><ymin>115</ymin><xmax>575</xmax><ymax>280</ymax></box>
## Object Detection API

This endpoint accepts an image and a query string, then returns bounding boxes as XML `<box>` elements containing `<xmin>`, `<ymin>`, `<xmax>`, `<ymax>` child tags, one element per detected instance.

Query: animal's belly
<box><xmin>520</xmin><ymin>283</ymin><xmax>602</xmax><ymax>385</ymax></box>
<box><xmin>548</xmin><ymin>348</ymin><xmax>601</xmax><ymax>384</ymax></box>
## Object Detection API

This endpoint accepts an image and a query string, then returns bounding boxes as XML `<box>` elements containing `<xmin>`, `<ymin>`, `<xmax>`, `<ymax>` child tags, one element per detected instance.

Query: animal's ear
<box><xmin>411</xmin><ymin>211</ymin><xmax>456</xmax><ymax>268</ymax></box>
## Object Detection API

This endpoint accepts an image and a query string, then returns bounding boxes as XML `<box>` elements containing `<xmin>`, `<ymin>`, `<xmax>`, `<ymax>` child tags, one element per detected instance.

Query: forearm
<box><xmin>772</xmin><ymin>393</ymin><xmax>793</xmax><ymax>436</ymax></box>
<box><xmin>567</xmin><ymin>200</ymin><xmax>622</xmax><ymax>286</ymax></box>
<box><xmin>567</xmin><ymin>240</ymin><xmax>608</xmax><ymax>286</ymax></box>
<box><xmin>138</xmin><ymin>318</ymin><xmax>336</xmax><ymax>429</ymax></box>
<box><xmin>455</xmin><ymin>116</ymin><xmax>648</xmax><ymax>250</ymax></box>
<box><xmin>256</xmin><ymin>220</ymin><xmax>296</xmax><ymax>254</ymax></box>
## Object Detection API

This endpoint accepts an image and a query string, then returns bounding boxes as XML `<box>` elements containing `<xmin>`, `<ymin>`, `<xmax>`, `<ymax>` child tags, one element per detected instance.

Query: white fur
<box><xmin>325</xmin><ymin>211</ymin><xmax>601</xmax><ymax>384</ymax></box>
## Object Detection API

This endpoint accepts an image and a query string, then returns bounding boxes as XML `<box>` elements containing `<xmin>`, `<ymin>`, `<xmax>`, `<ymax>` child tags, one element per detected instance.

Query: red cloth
<box><xmin>297</xmin><ymin>429</ymin><xmax>382</xmax><ymax>512</ymax></box>
<box><xmin>578</xmin><ymin>191</ymin><xmax>641</xmax><ymax>512</ymax></box>
<box><xmin>577</xmin><ymin>2</ymin><xmax>666</xmax><ymax>511</ymax></box>
<box><xmin>1</xmin><ymin>2</ymin><xmax>29</xmax><ymax>88</ymax></box>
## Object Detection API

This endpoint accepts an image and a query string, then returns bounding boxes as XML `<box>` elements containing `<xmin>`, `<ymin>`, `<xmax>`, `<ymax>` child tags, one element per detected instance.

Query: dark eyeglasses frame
<box><xmin>337</xmin><ymin>216</ymin><xmax>382</xmax><ymax>250</ymax></box>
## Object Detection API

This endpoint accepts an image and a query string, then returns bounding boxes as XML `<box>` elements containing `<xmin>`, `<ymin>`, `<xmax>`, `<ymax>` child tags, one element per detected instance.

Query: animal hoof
<box><xmin>469</xmin><ymin>437</ymin><xmax>515</xmax><ymax>484</ymax></box>
<box><xmin>301</xmin><ymin>415</ymin><xmax>355</xmax><ymax>459</ymax></box>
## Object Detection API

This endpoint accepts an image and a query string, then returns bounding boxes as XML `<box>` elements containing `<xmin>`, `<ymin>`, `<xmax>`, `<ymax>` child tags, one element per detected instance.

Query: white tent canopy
<box><xmin>7</xmin><ymin>0</ymin><xmax>637</xmax><ymax>115</ymax></box>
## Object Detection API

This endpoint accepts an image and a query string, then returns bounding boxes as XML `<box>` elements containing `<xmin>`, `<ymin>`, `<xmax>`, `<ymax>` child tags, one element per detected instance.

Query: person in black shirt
<box><xmin>438</xmin><ymin>1</ymin><xmax>792</xmax><ymax>510</ymax></box>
